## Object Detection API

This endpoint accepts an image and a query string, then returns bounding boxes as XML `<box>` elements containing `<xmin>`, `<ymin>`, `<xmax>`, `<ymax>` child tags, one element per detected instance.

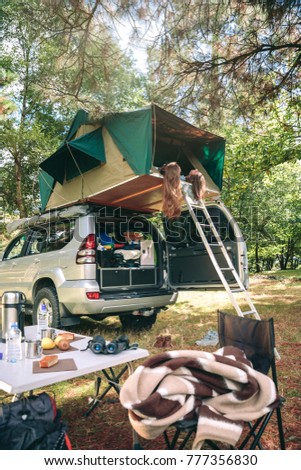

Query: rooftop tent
<box><xmin>39</xmin><ymin>104</ymin><xmax>225</xmax><ymax>212</ymax></box>
<box><xmin>64</xmin><ymin>109</ymin><xmax>89</xmax><ymax>142</ymax></box>
<box><xmin>103</xmin><ymin>105</ymin><xmax>225</xmax><ymax>186</ymax></box>
<box><xmin>104</xmin><ymin>107</ymin><xmax>152</xmax><ymax>175</ymax></box>
<box><xmin>39</xmin><ymin>127</ymin><xmax>106</xmax><ymax>185</ymax></box>
<box><xmin>38</xmin><ymin>170</ymin><xmax>55</xmax><ymax>211</ymax></box>
<box><xmin>38</xmin><ymin>109</ymin><xmax>90</xmax><ymax>202</ymax></box>
<box><xmin>150</xmin><ymin>105</ymin><xmax>225</xmax><ymax>190</ymax></box>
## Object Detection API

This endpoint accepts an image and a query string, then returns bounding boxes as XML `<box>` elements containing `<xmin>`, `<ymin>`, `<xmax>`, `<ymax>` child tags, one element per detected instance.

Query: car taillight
<box><xmin>76</xmin><ymin>234</ymin><xmax>96</xmax><ymax>264</ymax></box>
<box><xmin>86</xmin><ymin>292</ymin><xmax>101</xmax><ymax>300</ymax></box>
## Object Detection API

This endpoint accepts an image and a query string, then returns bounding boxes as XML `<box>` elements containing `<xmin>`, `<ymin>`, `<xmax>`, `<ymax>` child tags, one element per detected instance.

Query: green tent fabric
<box><xmin>151</xmin><ymin>104</ymin><xmax>225</xmax><ymax>190</ymax></box>
<box><xmin>40</xmin><ymin>127</ymin><xmax>106</xmax><ymax>185</ymax></box>
<box><xmin>198</xmin><ymin>140</ymin><xmax>225</xmax><ymax>190</ymax></box>
<box><xmin>38</xmin><ymin>170</ymin><xmax>55</xmax><ymax>211</ymax></box>
<box><xmin>104</xmin><ymin>107</ymin><xmax>152</xmax><ymax>175</ymax></box>
<box><xmin>64</xmin><ymin>109</ymin><xmax>89</xmax><ymax>142</ymax></box>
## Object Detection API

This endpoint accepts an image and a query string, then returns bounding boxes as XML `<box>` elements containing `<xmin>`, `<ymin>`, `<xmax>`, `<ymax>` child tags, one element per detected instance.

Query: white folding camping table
<box><xmin>0</xmin><ymin>326</ymin><xmax>148</xmax><ymax>418</ymax></box>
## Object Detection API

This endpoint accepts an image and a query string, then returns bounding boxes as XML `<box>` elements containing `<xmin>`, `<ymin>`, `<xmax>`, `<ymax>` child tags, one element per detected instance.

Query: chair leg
<box><xmin>276</xmin><ymin>407</ymin><xmax>286</xmax><ymax>450</ymax></box>
<box><xmin>163</xmin><ymin>428</ymin><xmax>181</xmax><ymax>449</ymax></box>
<box><xmin>239</xmin><ymin>407</ymin><xmax>286</xmax><ymax>450</ymax></box>
<box><xmin>178</xmin><ymin>429</ymin><xmax>195</xmax><ymax>450</ymax></box>
<box><xmin>239</xmin><ymin>417</ymin><xmax>265</xmax><ymax>450</ymax></box>
<box><xmin>163</xmin><ymin>428</ymin><xmax>195</xmax><ymax>450</ymax></box>
<box><xmin>249</xmin><ymin>412</ymin><xmax>272</xmax><ymax>450</ymax></box>
<box><xmin>249</xmin><ymin>407</ymin><xmax>286</xmax><ymax>450</ymax></box>
<box><xmin>205</xmin><ymin>439</ymin><xmax>223</xmax><ymax>450</ymax></box>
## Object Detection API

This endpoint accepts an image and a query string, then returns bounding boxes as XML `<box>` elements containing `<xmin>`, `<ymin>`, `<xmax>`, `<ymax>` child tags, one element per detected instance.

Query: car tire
<box><xmin>33</xmin><ymin>287</ymin><xmax>61</xmax><ymax>329</ymax></box>
<box><xmin>119</xmin><ymin>313</ymin><xmax>157</xmax><ymax>331</ymax></box>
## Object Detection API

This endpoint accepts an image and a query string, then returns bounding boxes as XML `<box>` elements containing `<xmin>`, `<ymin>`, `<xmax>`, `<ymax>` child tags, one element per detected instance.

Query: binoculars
<box><xmin>88</xmin><ymin>335</ymin><xmax>137</xmax><ymax>355</ymax></box>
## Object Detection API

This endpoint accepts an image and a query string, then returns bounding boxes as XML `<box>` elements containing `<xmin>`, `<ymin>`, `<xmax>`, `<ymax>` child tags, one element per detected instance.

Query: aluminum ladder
<box><xmin>182</xmin><ymin>184</ymin><xmax>280</xmax><ymax>358</ymax></box>
<box><xmin>182</xmin><ymin>186</ymin><xmax>260</xmax><ymax>319</ymax></box>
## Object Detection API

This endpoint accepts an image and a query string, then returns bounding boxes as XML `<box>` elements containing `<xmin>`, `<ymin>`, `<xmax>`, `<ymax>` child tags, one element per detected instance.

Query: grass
<box><xmin>260</xmin><ymin>268</ymin><xmax>301</xmax><ymax>279</ymax></box>
<box><xmin>1</xmin><ymin>269</ymin><xmax>300</xmax><ymax>450</ymax></box>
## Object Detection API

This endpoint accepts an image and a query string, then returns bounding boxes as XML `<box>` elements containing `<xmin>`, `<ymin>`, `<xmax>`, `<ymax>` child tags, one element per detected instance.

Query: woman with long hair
<box><xmin>185</xmin><ymin>169</ymin><xmax>206</xmax><ymax>200</ymax></box>
<box><xmin>159</xmin><ymin>162</ymin><xmax>182</xmax><ymax>219</ymax></box>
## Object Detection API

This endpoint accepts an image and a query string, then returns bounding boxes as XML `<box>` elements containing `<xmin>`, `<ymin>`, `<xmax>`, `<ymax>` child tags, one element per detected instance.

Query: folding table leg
<box><xmin>83</xmin><ymin>362</ymin><xmax>143</xmax><ymax>450</ymax></box>
<box><xmin>83</xmin><ymin>365</ymin><xmax>128</xmax><ymax>417</ymax></box>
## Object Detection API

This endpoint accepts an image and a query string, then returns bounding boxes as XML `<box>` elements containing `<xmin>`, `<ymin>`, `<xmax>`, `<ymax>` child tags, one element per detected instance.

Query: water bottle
<box><xmin>38</xmin><ymin>302</ymin><xmax>49</xmax><ymax>335</ymax></box>
<box><xmin>5</xmin><ymin>322</ymin><xmax>22</xmax><ymax>363</ymax></box>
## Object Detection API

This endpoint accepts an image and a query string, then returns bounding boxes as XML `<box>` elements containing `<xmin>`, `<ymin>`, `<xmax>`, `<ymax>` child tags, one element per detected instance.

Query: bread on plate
<box><xmin>39</xmin><ymin>355</ymin><xmax>59</xmax><ymax>368</ymax></box>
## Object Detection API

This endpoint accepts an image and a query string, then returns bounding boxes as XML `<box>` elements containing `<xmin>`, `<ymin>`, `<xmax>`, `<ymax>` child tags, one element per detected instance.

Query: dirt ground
<box><xmin>59</xmin><ymin>276</ymin><xmax>301</xmax><ymax>451</ymax></box>
<box><xmin>1</xmin><ymin>275</ymin><xmax>299</xmax><ymax>450</ymax></box>
<box><xmin>60</xmin><ymin>352</ymin><xmax>300</xmax><ymax>451</ymax></box>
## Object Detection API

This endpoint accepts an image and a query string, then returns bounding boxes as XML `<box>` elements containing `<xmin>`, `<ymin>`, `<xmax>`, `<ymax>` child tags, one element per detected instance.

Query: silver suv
<box><xmin>0</xmin><ymin>202</ymin><xmax>248</xmax><ymax>330</ymax></box>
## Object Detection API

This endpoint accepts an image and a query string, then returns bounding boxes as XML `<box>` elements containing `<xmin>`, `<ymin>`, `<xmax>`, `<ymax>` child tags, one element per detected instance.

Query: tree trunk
<box><xmin>208</xmin><ymin>34</ymin><xmax>222</xmax><ymax>129</ymax></box>
<box><xmin>14</xmin><ymin>152</ymin><xmax>26</xmax><ymax>218</ymax></box>
<box><xmin>266</xmin><ymin>257</ymin><xmax>274</xmax><ymax>271</ymax></box>
<box><xmin>277</xmin><ymin>249</ymin><xmax>287</xmax><ymax>270</ymax></box>
<box><xmin>281</xmin><ymin>238</ymin><xmax>295</xmax><ymax>270</ymax></box>
<box><xmin>14</xmin><ymin>45</ymin><xmax>31</xmax><ymax>219</ymax></box>
<box><xmin>255</xmin><ymin>240</ymin><xmax>261</xmax><ymax>273</ymax></box>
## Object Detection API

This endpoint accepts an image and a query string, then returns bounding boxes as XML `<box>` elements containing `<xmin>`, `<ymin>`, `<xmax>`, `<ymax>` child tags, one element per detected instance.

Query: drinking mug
<box><xmin>25</xmin><ymin>339</ymin><xmax>42</xmax><ymax>359</ymax></box>
<box><xmin>40</xmin><ymin>328</ymin><xmax>56</xmax><ymax>340</ymax></box>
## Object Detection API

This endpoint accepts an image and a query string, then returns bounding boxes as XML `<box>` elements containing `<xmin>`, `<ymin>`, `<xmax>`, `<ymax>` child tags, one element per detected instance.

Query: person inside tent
<box><xmin>159</xmin><ymin>163</ymin><xmax>206</xmax><ymax>219</ymax></box>
<box><xmin>185</xmin><ymin>169</ymin><xmax>207</xmax><ymax>201</ymax></box>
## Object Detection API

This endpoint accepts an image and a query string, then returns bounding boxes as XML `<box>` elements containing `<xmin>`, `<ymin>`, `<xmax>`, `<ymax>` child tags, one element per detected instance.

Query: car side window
<box><xmin>3</xmin><ymin>234</ymin><xmax>28</xmax><ymax>260</ymax></box>
<box><xmin>27</xmin><ymin>229</ymin><xmax>48</xmax><ymax>255</ymax></box>
<box><xmin>45</xmin><ymin>220</ymin><xmax>75</xmax><ymax>252</ymax></box>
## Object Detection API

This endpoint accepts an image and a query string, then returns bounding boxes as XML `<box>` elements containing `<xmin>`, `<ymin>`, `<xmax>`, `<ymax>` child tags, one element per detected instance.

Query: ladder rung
<box><xmin>183</xmin><ymin>190</ymin><xmax>262</xmax><ymax>326</ymax></box>
<box><xmin>242</xmin><ymin>310</ymin><xmax>257</xmax><ymax>316</ymax></box>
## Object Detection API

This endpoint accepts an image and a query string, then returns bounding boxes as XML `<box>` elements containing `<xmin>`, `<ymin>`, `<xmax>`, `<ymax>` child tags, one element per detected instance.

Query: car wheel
<box><xmin>119</xmin><ymin>313</ymin><xmax>157</xmax><ymax>331</ymax></box>
<box><xmin>33</xmin><ymin>287</ymin><xmax>61</xmax><ymax>329</ymax></box>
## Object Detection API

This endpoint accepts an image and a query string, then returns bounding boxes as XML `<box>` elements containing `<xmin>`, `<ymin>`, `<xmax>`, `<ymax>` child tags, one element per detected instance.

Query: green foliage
<box><xmin>224</xmin><ymin>159</ymin><xmax>301</xmax><ymax>272</ymax></box>
<box><xmin>1</xmin><ymin>0</ymin><xmax>148</xmax><ymax>217</ymax></box>
<box><xmin>222</xmin><ymin>94</ymin><xmax>300</xmax><ymax>203</ymax></box>
<box><xmin>1</xmin><ymin>0</ymin><xmax>148</xmax><ymax>115</ymax></box>
<box><xmin>220</xmin><ymin>94</ymin><xmax>300</xmax><ymax>272</ymax></box>
<box><xmin>143</xmin><ymin>1</ymin><xmax>301</xmax><ymax>127</ymax></box>
<box><xmin>1</xmin><ymin>121</ymin><xmax>61</xmax><ymax>214</ymax></box>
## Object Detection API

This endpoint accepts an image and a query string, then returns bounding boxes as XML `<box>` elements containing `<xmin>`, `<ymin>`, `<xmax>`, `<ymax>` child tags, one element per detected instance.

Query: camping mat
<box><xmin>32</xmin><ymin>358</ymin><xmax>77</xmax><ymax>373</ymax></box>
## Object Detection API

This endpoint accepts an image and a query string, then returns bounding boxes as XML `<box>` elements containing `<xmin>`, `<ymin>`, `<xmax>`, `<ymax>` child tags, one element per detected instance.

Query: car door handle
<box><xmin>34</xmin><ymin>258</ymin><xmax>40</xmax><ymax>264</ymax></box>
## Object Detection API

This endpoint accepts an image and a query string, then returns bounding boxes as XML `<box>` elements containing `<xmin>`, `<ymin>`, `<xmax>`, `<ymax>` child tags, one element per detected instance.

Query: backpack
<box><xmin>0</xmin><ymin>392</ymin><xmax>72</xmax><ymax>450</ymax></box>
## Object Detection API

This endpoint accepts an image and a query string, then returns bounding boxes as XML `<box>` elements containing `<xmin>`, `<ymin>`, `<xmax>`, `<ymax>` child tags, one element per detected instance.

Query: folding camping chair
<box><xmin>163</xmin><ymin>310</ymin><xmax>286</xmax><ymax>450</ymax></box>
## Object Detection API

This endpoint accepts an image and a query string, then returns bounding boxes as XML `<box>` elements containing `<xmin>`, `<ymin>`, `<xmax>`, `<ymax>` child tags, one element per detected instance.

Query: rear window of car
<box><xmin>28</xmin><ymin>219</ymin><xmax>75</xmax><ymax>255</ymax></box>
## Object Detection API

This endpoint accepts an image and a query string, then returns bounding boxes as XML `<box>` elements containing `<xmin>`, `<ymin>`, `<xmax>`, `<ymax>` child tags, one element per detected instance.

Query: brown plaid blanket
<box><xmin>119</xmin><ymin>346</ymin><xmax>279</xmax><ymax>449</ymax></box>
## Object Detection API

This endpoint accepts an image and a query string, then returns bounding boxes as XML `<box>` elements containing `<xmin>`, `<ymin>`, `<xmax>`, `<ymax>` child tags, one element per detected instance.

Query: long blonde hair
<box><xmin>185</xmin><ymin>169</ymin><xmax>206</xmax><ymax>200</ymax></box>
<box><xmin>160</xmin><ymin>162</ymin><xmax>182</xmax><ymax>219</ymax></box>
